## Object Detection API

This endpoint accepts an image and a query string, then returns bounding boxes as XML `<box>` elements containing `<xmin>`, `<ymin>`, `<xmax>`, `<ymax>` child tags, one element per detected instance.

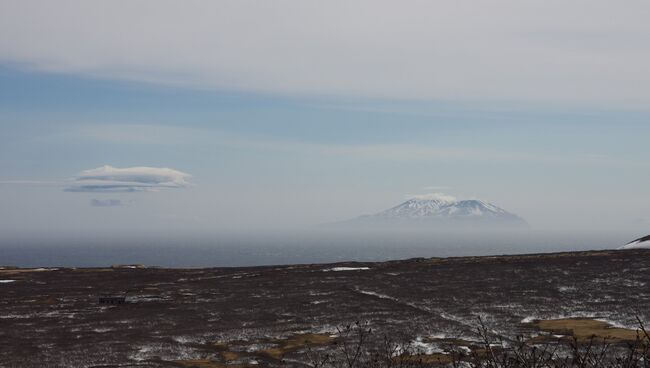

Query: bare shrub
<box><xmin>307</xmin><ymin>318</ymin><xmax>650</xmax><ymax>368</ymax></box>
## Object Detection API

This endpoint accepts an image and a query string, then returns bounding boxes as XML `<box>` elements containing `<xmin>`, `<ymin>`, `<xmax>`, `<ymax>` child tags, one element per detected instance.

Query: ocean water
<box><xmin>0</xmin><ymin>229</ymin><xmax>637</xmax><ymax>268</ymax></box>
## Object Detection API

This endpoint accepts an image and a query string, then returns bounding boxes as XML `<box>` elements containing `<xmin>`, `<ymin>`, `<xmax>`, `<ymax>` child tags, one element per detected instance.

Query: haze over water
<box><xmin>2</xmin><ymin>2</ymin><xmax>650</xmax><ymax>269</ymax></box>
<box><xmin>0</xmin><ymin>230</ymin><xmax>633</xmax><ymax>268</ymax></box>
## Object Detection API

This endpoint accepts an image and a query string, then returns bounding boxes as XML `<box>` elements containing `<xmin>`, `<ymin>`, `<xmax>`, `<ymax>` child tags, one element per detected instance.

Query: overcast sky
<box><xmin>1</xmin><ymin>1</ymin><xmax>649</xmax><ymax>237</ymax></box>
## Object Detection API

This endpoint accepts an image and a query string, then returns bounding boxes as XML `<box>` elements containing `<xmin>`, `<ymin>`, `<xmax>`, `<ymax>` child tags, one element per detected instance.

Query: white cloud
<box><xmin>65</xmin><ymin>166</ymin><xmax>191</xmax><ymax>193</ymax></box>
<box><xmin>90</xmin><ymin>198</ymin><xmax>124</xmax><ymax>207</ymax></box>
<box><xmin>1</xmin><ymin>1</ymin><xmax>650</xmax><ymax>106</ymax></box>
<box><xmin>423</xmin><ymin>186</ymin><xmax>452</xmax><ymax>191</ymax></box>
<box><xmin>407</xmin><ymin>193</ymin><xmax>457</xmax><ymax>202</ymax></box>
<box><xmin>0</xmin><ymin>180</ymin><xmax>65</xmax><ymax>186</ymax></box>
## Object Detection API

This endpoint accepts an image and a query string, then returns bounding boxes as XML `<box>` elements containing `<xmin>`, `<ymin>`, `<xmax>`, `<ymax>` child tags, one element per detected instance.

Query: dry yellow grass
<box><xmin>260</xmin><ymin>333</ymin><xmax>335</xmax><ymax>360</ymax></box>
<box><xmin>534</xmin><ymin>318</ymin><xmax>642</xmax><ymax>343</ymax></box>
<box><xmin>282</xmin><ymin>333</ymin><xmax>334</xmax><ymax>349</ymax></box>
<box><xmin>173</xmin><ymin>359</ymin><xmax>227</xmax><ymax>368</ymax></box>
<box><xmin>219</xmin><ymin>351</ymin><xmax>239</xmax><ymax>361</ymax></box>
<box><xmin>174</xmin><ymin>358</ymin><xmax>253</xmax><ymax>368</ymax></box>
<box><xmin>259</xmin><ymin>347</ymin><xmax>284</xmax><ymax>360</ymax></box>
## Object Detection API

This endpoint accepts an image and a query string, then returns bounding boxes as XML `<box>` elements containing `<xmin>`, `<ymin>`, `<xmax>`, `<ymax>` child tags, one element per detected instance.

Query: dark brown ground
<box><xmin>1</xmin><ymin>249</ymin><xmax>649</xmax><ymax>367</ymax></box>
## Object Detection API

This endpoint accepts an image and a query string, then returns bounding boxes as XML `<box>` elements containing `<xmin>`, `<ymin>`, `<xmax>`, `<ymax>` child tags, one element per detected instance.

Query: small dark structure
<box><xmin>98</xmin><ymin>294</ymin><xmax>127</xmax><ymax>305</ymax></box>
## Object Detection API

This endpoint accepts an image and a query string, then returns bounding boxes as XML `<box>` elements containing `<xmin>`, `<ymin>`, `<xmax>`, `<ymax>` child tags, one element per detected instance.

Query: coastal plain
<box><xmin>1</xmin><ymin>249</ymin><xmax>649</xmax><ymax>367</ymax></box>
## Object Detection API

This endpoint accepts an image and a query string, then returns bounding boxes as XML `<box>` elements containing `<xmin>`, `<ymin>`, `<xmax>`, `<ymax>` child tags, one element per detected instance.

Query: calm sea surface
<box><xmin>0</xmin><ymin>230</ymin><xmax>637</xmax><ymax>268</ymax></box>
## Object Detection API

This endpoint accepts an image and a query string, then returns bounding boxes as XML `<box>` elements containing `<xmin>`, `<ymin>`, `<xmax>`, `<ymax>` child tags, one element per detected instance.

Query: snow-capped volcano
<box><xmin>618</xmin><ymin>235</ymin><xmax>650</xmax><ymax>249</ymax></box>
<box><xmin>340</xmin><ymin>194</ymin><xmax>527</xmax><ymax>228</ymax></box>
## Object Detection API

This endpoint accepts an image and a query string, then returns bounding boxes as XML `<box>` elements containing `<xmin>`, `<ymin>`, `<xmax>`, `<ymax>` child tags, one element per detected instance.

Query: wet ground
<box><xmin>1</xmin><ymin>249</ymin><xmax>649</xmax><ymax>367</ymax></box>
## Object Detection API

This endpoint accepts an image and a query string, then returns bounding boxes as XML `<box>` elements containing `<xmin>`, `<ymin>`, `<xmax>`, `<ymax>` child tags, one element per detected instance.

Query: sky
<box><xmin>1</xmin><ymin>0</ymin><xmax>650</xmax><ymax>239</ymax></box>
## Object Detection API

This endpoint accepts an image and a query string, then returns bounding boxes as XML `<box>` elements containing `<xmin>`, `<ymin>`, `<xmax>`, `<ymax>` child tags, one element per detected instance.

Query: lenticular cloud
<box><xmin>65</xmin><ymin>165</ymin><xmax>191</xmax><ymax>192</ymax></box>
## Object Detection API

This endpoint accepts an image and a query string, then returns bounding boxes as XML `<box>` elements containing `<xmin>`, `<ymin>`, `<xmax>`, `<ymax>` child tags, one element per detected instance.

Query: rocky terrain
<box><xmin>1</xmin><ymin>248</ymin><xmax>649</xmax><ymax>367</ymax></box>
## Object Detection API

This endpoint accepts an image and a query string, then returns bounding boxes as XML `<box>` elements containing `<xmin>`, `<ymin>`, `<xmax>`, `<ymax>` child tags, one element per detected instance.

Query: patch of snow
<box><xmin>558</xmin><ymin>286</ymin><xmax>577</xmax><ymax>292</ymax></box>
<box><xmin>172</xmin><ymin>336</ymin><xmax>203</xmax><ymax>344</ymax></box>
<box><xmin>356</xmin><ymin>289</ymin><xmax>399</xmax><ymax>301</ymax></box>
<box><xmin>428</xmin><ymin>333</ymin><xmax>448</xmax><ymax>339</ymax></box>
<box><xmin>623</xmin><ymin>280</ymin><xmax>646</xmax><ymax>287</ymax></box>
<box><xmin>311</xmin><ymin>325</ymin><xmax>338</xmax><ymax>335</ymax></box>
<box><xmin>439</xmin><ymin>312</ymin><xmax>474</xmax><ymax>327</ymax></box>
<box><xmin>594</xmin><ymin>318</ymin><xmax>637</xmax><ymax>329</ymax></box>
<box><xmin>520</xmin><ymin>316</ymin><xmax>537</xmax><ymax>323</ymax></box>
<box><xmin>411</xmin><ymin>337</ymin><xmax>444</xmax><ymax>354</ymax></box>
<box><xmin>93</xmin><ymin>327</ymin><xmax>114</xmax><ymax>333</ymax></box>
<box><xmin>129</xmin><ymin>294</ymin><xmax>169</xmax><ymax>302</ymax></box>
<box><xmin>349</xmin><ymin>195</ymin><xmax>526</xmax><ymax>227</ymax></box>
<box><xmin>130</xmin><ymin>345</ymin><xmax>154</xmax><ymax>361</ymax></box>
<box><xmin>522</xmin><ymin>313</ymin><xmax>608</xmax><ymax>325</ymax></box>
<box><xmin>0</xmin><ymin>313</ymin><xmax>33</xmax><ymax>319</ymax></box>
<box><xmin>324</xmin><ymin>267</ymin><xmax>370</xmax><ymax>272</ymax></box>
<box><xmin>308</xmin><ymin>290</ymin><xmax>334</xmax><ymax>296</ymax></box>
<box><xmin>246</xmin><ymin>343</ymin><xmax>277</xmax><ymax>352</ymax></box>
<box><xmin>619</xmin><ymin>236</ymin><xmax>650</xmax><ymax>249</ymax></box>
<box><xmin>129</xmin><ymin>342</ymin><xmax>201</xmax><ymax>362</ymax></box>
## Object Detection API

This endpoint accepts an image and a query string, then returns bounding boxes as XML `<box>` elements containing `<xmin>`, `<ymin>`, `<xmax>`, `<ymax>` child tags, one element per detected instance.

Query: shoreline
<box><xmin>1</xmin><ymin>247</ymin><xmax>646</xmax><ymax>271</ymax></box>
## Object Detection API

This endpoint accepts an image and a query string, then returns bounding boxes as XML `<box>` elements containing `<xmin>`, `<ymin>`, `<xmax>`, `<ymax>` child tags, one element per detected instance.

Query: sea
<box><xmin>0</xmin><ymin>229</ymin><xmax>640</xmax><ymax>268</ymax></box>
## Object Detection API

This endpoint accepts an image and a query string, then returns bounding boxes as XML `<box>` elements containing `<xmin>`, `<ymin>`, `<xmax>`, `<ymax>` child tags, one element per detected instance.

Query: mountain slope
<box><xmin>618</xmin><ymin>235</ymin><xmax>650</xmax><ymax>249</ymax></box>
<box><xmin>340</xmin><ymin>195</ymin><xmax>527</xmax><ymax>228</ymax></box>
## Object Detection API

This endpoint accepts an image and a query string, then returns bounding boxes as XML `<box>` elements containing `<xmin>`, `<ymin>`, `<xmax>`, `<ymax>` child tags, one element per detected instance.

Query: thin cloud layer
<box><xmin>90</xmin><ymin>199</ymin><xmax>123</xmax><ymax>207</ymax></box>
<box><xmin>66</xmin><ymin>166</ymin><xmax>191</xmax><ymax>193</ymax></box>
<box><xmin>1</xmin><ymin>1</ymin><xmax>650</xmax><ymax>106</ymax></box>
<box><xmin>408</xmin><ymin>193</ymin><xmax>457</xmax><ymax>202</ymax></box>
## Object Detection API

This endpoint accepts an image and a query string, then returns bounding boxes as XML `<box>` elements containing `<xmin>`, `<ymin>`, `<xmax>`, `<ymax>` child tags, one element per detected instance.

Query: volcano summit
<box><xmin>340</xmin><ymin>194</ymin><xmax>527</xmax><ymax>229</ymax></box>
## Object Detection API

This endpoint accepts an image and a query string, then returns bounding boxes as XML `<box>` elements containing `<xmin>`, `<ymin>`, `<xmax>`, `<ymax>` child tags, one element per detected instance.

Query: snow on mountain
<box><xmin>340</xmin><ymin>194</ymin><xmax>527</xmax><ymax>228</ymax></box>
<box><xmin>618</xmin><ymin>235</ymin><xmax>650</xmax><ymax>249</ymax></box>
